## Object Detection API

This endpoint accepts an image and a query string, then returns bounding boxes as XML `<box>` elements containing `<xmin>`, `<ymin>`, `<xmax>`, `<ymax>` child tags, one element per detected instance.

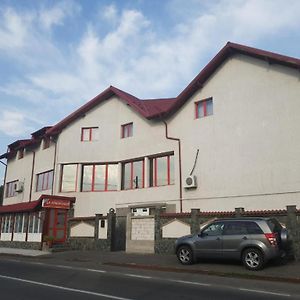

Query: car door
<box><xmin>222</xmin><ymin>221</ymin><xmax>249</xmax><ymax>259</ymax></box>
<box><xmin>194</xmin><ymin>221</ymin><xmax>224</xmax><ymax>258</ymax></box>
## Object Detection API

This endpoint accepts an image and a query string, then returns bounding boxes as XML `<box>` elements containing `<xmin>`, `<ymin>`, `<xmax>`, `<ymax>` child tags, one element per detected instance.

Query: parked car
<box><xmin>175</xmin><ymin>217</ymin><xmax>288</xmax><ymax>270</ymax></box>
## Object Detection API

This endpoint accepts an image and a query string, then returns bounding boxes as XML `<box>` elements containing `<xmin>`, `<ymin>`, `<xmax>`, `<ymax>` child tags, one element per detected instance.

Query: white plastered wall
<box><xmin>168</xmin><ymin>54</ymin><xmax>300</xmax><ymax>211</ymax></box>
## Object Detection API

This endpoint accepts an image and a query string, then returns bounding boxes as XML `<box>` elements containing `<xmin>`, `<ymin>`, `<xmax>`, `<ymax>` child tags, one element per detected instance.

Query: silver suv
<box><xmin>175</xmin><ymin>217</ymin><xmax>288</xmax><ymax>270</ymax></box>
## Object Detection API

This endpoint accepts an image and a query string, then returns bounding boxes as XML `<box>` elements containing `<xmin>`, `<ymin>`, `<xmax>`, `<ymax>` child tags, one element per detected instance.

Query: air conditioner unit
<box><xmin>185</xmin><ymin>175</ymin><xmax>197</xmax><ymax>189</ymax></box>
<box><xmin>14</xmin><ymin>182</ymin><xmax>24</xmax><ymax>193</ymax></box>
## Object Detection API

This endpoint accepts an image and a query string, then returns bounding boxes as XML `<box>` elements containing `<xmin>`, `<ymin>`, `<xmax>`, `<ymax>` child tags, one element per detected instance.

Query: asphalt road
<box><xmin>0</xmin><ymin>257</ymin><xmax>300</xmax><ymax>300</ymax></box>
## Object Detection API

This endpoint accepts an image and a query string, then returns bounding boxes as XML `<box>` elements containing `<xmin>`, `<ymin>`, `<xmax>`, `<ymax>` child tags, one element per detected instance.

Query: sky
<box><xmin>1</xmin><ymin>0</ymin><xmax>300</xmax><ymax>182</ymax></box>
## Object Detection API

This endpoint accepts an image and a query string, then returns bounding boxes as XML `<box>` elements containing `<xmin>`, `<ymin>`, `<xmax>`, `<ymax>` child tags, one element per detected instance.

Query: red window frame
<box><xmin>82</xmin><ymin>164</ymin><xmax>118</xmax><ymax>192</ymax></box>
<box><xmin>150</xmin><ymin>154</ymin><xmax>174</xmax><ymax>187</ymax></box>
<box><xmin>81</xmin><ymin>127</ymin><xmax>98</xmax><ymax>142</ymax></box>
<box><xmin>121</xmin><ymin>123</ymin><xmax>133</xmax><ymax>138</ymax></box>
<box><xmin>195</xmin><ymin>97</ymin><xmax>213</xmax><ymax>119</ymax></box>
<box><xmin>6</xmin><ymin>180</ymin><xmax>18</xmax><ymax>198</ymax></box>
<box><xmin>36</xmin><ymin>170</ymin><xmax>53</xmax><ymax>192</ymax></box>
<box><xmin>121</xmin><ymin>159</ymin><xmax>144</xmax><ymax>190</ymax></box>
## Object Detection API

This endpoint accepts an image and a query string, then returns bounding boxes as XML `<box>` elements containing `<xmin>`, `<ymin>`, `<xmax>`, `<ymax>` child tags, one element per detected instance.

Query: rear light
<box><xmin>265</xmin><ymin>233</ymin><xmax>278</xmax><ymax>246</ymax></box>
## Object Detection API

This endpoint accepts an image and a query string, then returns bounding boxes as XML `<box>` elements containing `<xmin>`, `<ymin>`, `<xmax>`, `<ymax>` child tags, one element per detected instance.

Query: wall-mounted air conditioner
<box><xmin>184</xmin><ymin>175</ymin><xmax>197</xmax><ymax>189</ymax></box>
<box><xmin>14</xmin><ymin>181</ymin><xmax>24</xmax><ymax>193</ymax></box>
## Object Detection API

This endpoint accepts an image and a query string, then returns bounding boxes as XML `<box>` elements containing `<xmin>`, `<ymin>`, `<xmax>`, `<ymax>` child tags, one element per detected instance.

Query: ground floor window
<box><xmin>28</xmin><ymin>212</ymin><xmax>43</xmax><ymax>233</ymax></box>
<box><xmin>14</xmin><ymin>213</ymin><xmax>26</xmax><ymax>233</ymax></box>
<box><xmin>1</xmin><ymin>215</ymin><xmax>13</xmax><ymax>233</ymax></box>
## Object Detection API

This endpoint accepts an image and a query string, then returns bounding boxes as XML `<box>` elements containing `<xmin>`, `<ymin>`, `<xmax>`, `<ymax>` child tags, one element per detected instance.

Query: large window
<box><xmin>121</xmin><ymin>123</ymin><xmax>133</xmax><ymax>138</ymax></box>
<box><xmin>61</xmin><ymin>164</ymin><xmax>78</xmax><ymax>192</ymax></box>
<box><xmin>1</xmin><ymin>215</ymin><xmax>13</xmax><ymax>233</ymax></box>
<box><xmin>14</xmin><ymin>214</ymin><xmax>26</xmax><ymax>233</ymax></box>
<box><xmin>28</xmin><ymin>212</ymin><xmax>43</xmax><ymax>233</ymax></box>
<box><xmin>36</xmin><ymin>170</ymin><xmax>53</xmax><ymax>192</ymax></box>
<box><xmin>149</xmin><ymin>154</ymin><xmax>174</xmax><ymax>187</ymax></box>
<box><xmin>81</xmin><ymin>127</ymin><xmax>99</xmax><ymax>142</ymax></box>
<box><xmin>122</xmin><ymin>160</ymin><xmax>144</xmax><ymax>190</ymax></box>
<box><xmin>195</xmin><ymin>97</ymin><xmax>213</xmax><ymax>118</ymax></box>
<box><xmin>5</xmin><ymin>180</ymin><xmax>18</xmax><ymax>198</ymax></box>
<box><xmin>82</xmin><ymin>164</ymin><xmax>118</xmax><ymax>192</ymax></box>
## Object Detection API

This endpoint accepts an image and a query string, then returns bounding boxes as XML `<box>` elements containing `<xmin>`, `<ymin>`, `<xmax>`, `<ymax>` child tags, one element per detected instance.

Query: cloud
<box><xmin>101</xmin><ymin>4</ymin><xmax>118</xmax><ymax>22</ymax></box>
<box><xmin>0</xmin><ymin>111</ymin><xmax>35</xmax><ymax>137</ymax></box>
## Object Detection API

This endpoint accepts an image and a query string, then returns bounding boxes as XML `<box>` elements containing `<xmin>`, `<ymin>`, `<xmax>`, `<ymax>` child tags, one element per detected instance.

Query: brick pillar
<box><xmin>107</xmin><ymin>209</ymin><xmax>116</xmax><ymax>251</ymax></box>
<box><xmin>235</xmin><ymin>207</ymin><xmax>245</xmax><ymax>217</ymax></box>
<box><xmin>191</xmin><ymin>209</ymin><xmax>200</xmax><ymax>234</ymax></box>
<box><xmin>94</xmin><ymin>214</ymin><xmax>102</xmax><ymax>240</ymax></box>
<box><xmin>154</xmin><ymin>207</ymin><xmax>163</xmax><ymax>254</ymax></box>
<box><xmin>286</xmin><ymin>205</ymin><xmax>300</xmax><ymax>260</ymax></box>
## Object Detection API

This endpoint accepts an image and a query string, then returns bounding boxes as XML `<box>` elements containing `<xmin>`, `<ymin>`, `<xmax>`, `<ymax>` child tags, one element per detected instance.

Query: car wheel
<box><xmin>242</xmin><ymin>248</ymin><xmax>264</xmax><ymax>271</ymax></box>
<box><xmin>177</xmin><ymin>245</ymin><xmax>194</xmax><ymax>265</ymax></box>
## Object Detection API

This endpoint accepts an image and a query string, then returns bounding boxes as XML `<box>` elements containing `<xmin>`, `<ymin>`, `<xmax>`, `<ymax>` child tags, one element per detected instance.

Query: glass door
<box><xmin>47</xmin><ymin>209</ymin><xmax>67</xmax><ymax>243</ymax></box>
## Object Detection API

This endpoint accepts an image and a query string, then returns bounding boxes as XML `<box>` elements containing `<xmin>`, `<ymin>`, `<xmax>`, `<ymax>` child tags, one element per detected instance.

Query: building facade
<box><xmin>0</xmin><ymin>42</ymin><xmax>300</xmax><ymax>247</ymax></box>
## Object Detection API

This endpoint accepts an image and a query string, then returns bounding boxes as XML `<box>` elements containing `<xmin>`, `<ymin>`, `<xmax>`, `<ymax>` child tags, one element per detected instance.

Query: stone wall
<box><xmin>154</xmin><ymin>206</ymin><xmax>300</xmax><ymax>260</ymax></box>
<box><xmin>0</xmin><ymin>241</ymin><xmax>41</xmax><ymax>250</ymax></box>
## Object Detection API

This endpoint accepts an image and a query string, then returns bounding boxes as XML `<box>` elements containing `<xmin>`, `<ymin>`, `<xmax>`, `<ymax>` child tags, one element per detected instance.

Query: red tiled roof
<box><xmin>0</xmin><ymin>199</ymin><xmax>41</xmax><ymax>214</ymax></box>
<box><xmin>0</xmin><ymin>195</ymin><xmax>76</xmax><ymax>214</ymax></box>
<box><xmin>2</xmin><ymin>42</ymin><xmax>300</xmax><ymax>155</ymax></box>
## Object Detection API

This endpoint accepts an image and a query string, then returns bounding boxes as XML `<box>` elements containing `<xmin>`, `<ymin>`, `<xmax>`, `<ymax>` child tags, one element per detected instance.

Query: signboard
<box><xmin>42</xmin><ymin>199</ymin><xmax>70</xmax><ymax>209</ymax></box>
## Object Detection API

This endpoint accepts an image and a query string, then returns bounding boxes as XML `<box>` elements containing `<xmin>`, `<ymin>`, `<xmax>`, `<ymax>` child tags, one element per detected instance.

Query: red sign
<box><xmin>43</xmin><ymin>199</ymin><xmax>70</xmax><ymax>209</ymax></box>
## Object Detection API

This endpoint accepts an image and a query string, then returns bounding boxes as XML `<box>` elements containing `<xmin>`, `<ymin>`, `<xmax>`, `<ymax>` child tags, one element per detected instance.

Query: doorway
<box><xmin>46</xmin><ymin>209</ymin><xmax>67</xmax><ymax>243</ymax></box>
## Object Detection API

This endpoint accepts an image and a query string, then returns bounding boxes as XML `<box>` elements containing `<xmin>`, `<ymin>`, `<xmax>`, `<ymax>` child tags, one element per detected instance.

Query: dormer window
<box><xmin>18</xmin><ymin>149</ymin><xmax>24</xmax><ymax>159</ymax></box>
<box><xmin>195</xmin><ymin>97</ymin><xmax>213</xmax><ymax>119</ymax></box>
<box><xmin>81</xmin><ymin>127</ymin><xmax>99</xmax><ymax>142</ymax></box>
<box><xmin>121</xmin><ymin>123</ymin><xmax>133</xmax><ymax>138</ymax></box>
<box><xmin>43</xmin><ymin>137</ymin><xmax>50</xmax><ymax>149</ymax></box>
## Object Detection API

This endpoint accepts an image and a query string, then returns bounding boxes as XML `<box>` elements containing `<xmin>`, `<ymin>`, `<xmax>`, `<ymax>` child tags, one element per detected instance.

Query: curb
<box><xmin>103</xmin><ymin>262</ymin><xmax>300</xmax><ymax>284</ymax></box>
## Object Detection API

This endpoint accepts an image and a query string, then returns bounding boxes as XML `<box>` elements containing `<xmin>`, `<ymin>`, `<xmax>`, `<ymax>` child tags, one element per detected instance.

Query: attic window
<box><xmin>43</xmin><ymin>137</ymin><xmax>50</xmax><ymax>149</ymax></box>
<box><xmin>195</xmin><ymin>97</ymin><xmax>213</xmax><ymax>119</ymax></box>
<box><xmin>81</xmin><ymin>127</ymin><xmax>99</xmax><ymax>142</ymax></box>
<box><xmin>18</xmin><ymin>149</ymin><xmax>24</xmax><ymax>160</ymax></box>
<box><xmin>121</xmin><ymin>123</ymin><xmax>133</xmax><ymax>138</ymax></box>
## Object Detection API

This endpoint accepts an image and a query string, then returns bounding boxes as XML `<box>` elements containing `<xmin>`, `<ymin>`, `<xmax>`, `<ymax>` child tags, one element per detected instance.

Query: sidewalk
<box><xmin>0</xmin><ymin>248</ymin><xmax>299</xmax><ymax>283</ymax></box>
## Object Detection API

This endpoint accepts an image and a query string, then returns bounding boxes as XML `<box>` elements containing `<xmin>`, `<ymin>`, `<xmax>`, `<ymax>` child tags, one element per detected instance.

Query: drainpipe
<box><xmin>1</xmin><ymin>157</ymin><xmax>8</xmax><ymax>205</ymax></box>
<box><xmin>29</xmin><ymin>151</ymin><xmax>36</xmax><ymax>202</ymax></box>
<box><xmin>163</xmin><ymin>121</ymin><xmax>183</xmax><ymax>212</ymax></box>
<box><xmin>51</xmin><ymin>137</ymin><xmax>57</xmax><ymax>196</ymax></box>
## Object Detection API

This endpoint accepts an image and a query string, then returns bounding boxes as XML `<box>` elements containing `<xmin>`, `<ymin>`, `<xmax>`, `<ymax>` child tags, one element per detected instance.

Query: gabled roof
<box><xmin>2</xmin><ymin>42</ymin><xmax>300</xmax><ymax>156</ymax></box>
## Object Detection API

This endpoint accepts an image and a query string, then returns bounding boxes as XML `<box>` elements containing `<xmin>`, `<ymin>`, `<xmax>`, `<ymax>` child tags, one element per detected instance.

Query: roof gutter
<box><xmin>163</xmin><ymin>121</ymin><xmax>183</xmax><ymax>212</ymax></box>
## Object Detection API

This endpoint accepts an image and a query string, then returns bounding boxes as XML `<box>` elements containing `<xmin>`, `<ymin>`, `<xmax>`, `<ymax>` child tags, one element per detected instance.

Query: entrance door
<box><xmin>47</xmin><ymin>209</ymin><xmax>67</xmax><ymax>243</ymax></box>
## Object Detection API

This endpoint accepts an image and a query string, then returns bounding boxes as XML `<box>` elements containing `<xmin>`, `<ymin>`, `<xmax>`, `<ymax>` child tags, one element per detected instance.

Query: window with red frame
<box><xmin>61</xmin><ymin>164</ymin><xmax>78</xmax><ymax>192</ymax></box>
<box><xmin>149</xmin><ymin>154</ymin><xmax>174</xmax><ymax>187</ymax></box>
<box><xmin>81</xmin><ymin>127</ymin><xmax>99</xmax><ymax>142</ymax></box>
<box><xmin>121</xmin><ymin>123</ymin><xmax>133</xmax><ymax>138</ymax></box>
<box><xmin>82</xmin><ymin>164</ymin><xmax>118</xmax><ymax>192</ymax></box>
<box><xmin>36</xmin><ymin>170</ymin><xmax>54</xmax><ymax>192</ymax></box>
<box><xmin>6</xmin><ymin>180</ymin><xmax>18</xmax><ymax>198</ymax></box>
<box><xmin>121</xmin><ymin>160</ymin><xmax>144</xmax><ymax>190</ymax></box>
<box><xmin>195</xmin><ymin>97</ymin><xmax>213</xmax><ymax>119</ymax></box>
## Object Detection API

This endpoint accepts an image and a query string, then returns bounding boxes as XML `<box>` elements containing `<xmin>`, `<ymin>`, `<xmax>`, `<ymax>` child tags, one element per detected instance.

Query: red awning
<box><xmin>0</xmin><ymin>199</ymin><xmax>41</xmax><ymax>214</ymax></box>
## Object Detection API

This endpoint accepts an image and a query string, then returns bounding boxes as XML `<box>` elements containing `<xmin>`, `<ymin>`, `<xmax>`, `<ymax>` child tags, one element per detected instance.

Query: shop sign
<box><xmin>42</xmin><ymin>199</ymin><xmax>70</xmax><ymax>209</ymax></box>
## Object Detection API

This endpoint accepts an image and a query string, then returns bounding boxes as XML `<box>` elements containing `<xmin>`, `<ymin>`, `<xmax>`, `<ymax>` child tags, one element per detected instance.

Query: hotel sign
<box><xmin>42</xmin><ymin>199</ymin><xmax>70</xmax><ymax>209</ymax></box>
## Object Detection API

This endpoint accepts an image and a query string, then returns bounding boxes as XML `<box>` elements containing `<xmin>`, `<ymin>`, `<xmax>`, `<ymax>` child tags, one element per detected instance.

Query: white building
<box><xmin>1</xmin><ymin>42</ymin><xmax>300</xmax><ymax>246</ymax></box>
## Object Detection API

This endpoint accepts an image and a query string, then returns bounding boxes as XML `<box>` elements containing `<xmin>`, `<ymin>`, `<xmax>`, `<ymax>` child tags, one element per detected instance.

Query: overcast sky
<box><xmin>1</xmin><ymin>0</ymin><xmax>300</xmax><ymax>182</ymax></box>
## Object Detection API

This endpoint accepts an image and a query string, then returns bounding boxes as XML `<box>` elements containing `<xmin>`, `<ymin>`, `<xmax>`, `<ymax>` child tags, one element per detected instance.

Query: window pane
<box><xmin>91</xmin><ymin>128</ymin><xmax>99</xmax><ymax>141</ymax></box>
<box><xmin>157</xmin><ymin>157</ymin><xmax>168</xmax><ymax>186</ymax></box>
<box><xmin>107</xmin><ymin>164</ymin><xmax>118</xmax><ymax>190</ymax></box>
<box><xmin>122</xmin><ymin>123</ymin><xmax>133</xmax><ymax>138</ymax></box>
<box><xmin>34</xmin><ymin>214</ymin><xmax>39</xmax><ymax>233</ymax></box>
<box><xmin>37</xmin><ymin>174</ymin><xmax>43</xmax><ymax>191</ymax></box>
<box><xmin>94</xmin><ymin>165</ymin><xmax>106</xmax><ymax>191</ymax></box>
<box><xmin>61</xmin><ymin>165</ymin><xmax>77</xmax><ymax>192</ymax></box>
<box><xmin>197</xmin><ymin>102</ymin><xmax>204</xmax><ymax>118</ymax></box>
<box><xmin>206</xmin><ymin>99</ymin><xmax>213</xmax><ymax>116</ymax></box>
<box><xmin>169</xmin><ymin>155</ymin><xmax>175</xmax><ymax>184</ymax></box>
<box><xmin>133</xmin><ymin>161</ymin><xmax>143</xmax><ymax>188</ymax></box>
<box><xmin>82</xmin><ymin>128</ymin><xmax>90</xmax><ymax>141</ymax></box>
<box><xmin>82</xmin><ymin>165</ymin><xmax>93</xmax><ymax>191</ymax></box>
<box><xmin>48</xmin><ymin>171</ymin><xmax>53</xmax><ymax>190</ymax></box>
<box><xmin>123</xmin><ymin>163</ymin><xmax>131</xmax><ymax>190</ymax></box>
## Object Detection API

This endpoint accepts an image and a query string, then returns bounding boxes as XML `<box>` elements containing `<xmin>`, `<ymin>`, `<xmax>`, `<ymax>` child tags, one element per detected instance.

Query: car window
<box><xmin>267</xmin><ymin>219</ymin><xmax>282</xmax><ymax>233</ymax></box>
<box><xmin>223</xmin><ymin>221</ymin><xmax>248</xmax><ymax>235</ymax></box>
<box><xmin>202</xmin><ymin>222</ymin><xmax>224</xmax><ymax>236</ymax></box>
<box><xmin>246</xmin><ymin>222</ymin><xmax>263</xmax><ymax>234</ymax></box>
